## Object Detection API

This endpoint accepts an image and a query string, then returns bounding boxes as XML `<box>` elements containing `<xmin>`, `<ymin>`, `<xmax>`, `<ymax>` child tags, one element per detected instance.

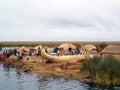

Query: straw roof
<box><xmin>84</xmin><ymin>45</ymin><xmax>97</xmax><ymax>51</ymax></box>
<box><xmin>100</xmin><ymin>45</ymin><xmax>120</xmax><ymax>55</ymax></box>
<box><xmin>57</xmin><ymin>43</ymin><xmax>76</xmax><ymax>51</ymax></box>
<box><xmin>18</xmin><ymin>46</ymin><xmax>30</xmax><ymax>52</ymax></box>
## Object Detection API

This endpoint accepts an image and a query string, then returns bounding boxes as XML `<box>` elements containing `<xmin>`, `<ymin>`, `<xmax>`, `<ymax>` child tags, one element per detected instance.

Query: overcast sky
<box><xmin>0</xmin><ymin>0</ymin><xmax>120</xmax><ymax>41</ymax></box>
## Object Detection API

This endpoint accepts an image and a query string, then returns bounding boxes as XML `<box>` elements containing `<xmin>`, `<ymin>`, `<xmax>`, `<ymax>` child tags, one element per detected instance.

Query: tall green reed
<box><xmin>80</xmin><ymin>55</ymin><xmax>120</xmax><ymax>86</ymax></box>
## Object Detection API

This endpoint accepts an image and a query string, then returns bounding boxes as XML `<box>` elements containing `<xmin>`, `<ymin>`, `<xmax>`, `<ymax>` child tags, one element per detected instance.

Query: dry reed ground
<box><xmin>1</xmin><ymin>55</ymin><xmax>83</xmax><ymax>80</ymax></box>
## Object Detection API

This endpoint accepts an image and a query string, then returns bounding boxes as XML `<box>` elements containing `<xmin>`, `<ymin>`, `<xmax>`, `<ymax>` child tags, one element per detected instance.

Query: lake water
<box><xmin>0</xmin><ymin>63</ymin><xmax>120</xmax><ymax>90</ymax></box>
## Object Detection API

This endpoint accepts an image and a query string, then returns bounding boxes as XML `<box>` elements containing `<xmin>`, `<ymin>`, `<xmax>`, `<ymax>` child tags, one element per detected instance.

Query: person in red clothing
<box><xmin>3</xmin><ymin>49</ymin><xmax>7</xmax><ymax>59</ymax></box>
<box><xmin>21</xmin><ymin>49</ymin><xmax>25</xmax><ymax>56</ymax></box>
<box><xmin>29</xmin><ymin>49</ymin><xmax>32</xmax><ymax>56</ymax></box>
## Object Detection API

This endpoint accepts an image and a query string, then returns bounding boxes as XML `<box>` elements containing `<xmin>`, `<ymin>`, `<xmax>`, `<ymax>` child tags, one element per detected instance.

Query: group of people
<box><xmin>56</xmin><ymin>47</ymin><xmax>84</xmax><ymax>56</ymax></box>
<box><xmin>16</xmin><ymin>50</ymin><xmax>23</xmax><ymax>60</ymax></box>
<box><xmin>14</xmin><ymin>49</ymin><xmax>34</xmax><ymax>60</ymax></box>
<box><xmin>14</xmin><ymin>47</ymin><xmax>41</xmax><ymax>60</ymax></box>
<box><xmin>2</xmin><ymin>46</ymin><xmax>42</xmax><ymax>61</ymax></box>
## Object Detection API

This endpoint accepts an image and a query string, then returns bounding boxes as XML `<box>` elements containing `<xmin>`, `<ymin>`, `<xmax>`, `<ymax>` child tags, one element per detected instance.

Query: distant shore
<box><xmin>0</xmin><ymin>41</ymin><xmax>120</xmax><ymax>47</ymax></box>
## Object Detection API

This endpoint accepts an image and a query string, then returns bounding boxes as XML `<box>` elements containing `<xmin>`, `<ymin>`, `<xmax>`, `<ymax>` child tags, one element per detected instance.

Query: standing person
<box><xmin>3</xmin><ymin>49</ymin><xmax>7</xmax><ymax>59</ymax></box>
<box><xmin>19</xmin><ymin>53</ymin><xmax>23</xmax><ymax>60</ymax></box>
<box><xmin>16</xmin><ymin>53</ymin><xmax>19</xmax><ymax>60</ymax></box>
<box><xmin>57</xmin><ymin>50</ymin><xmax>60</xmax><ymax>56</ymax></box>
<box><xmin>21</xmin><ymin>49</ymin><xmax>25</xmax><ymax>56</ymax></box>
<box><xmin>16</xmin><ymin>50</ymin><xmax>20</xmax><ymax>60</ymax></box>
<box><xmin>79</xmin><ymin>50</ymin><xmax>84</xmax><ymax>55</ymax></box>
<box><xmin>75</xmin><ymin>49</ymin><xmax>80</xmax><ymax>55</ymax></box>
<box><xmin>14</xmin><ymin>49</ymin><xmax>17</xmax><ymax>56</ymax></box>
<box><xmin>37</xmin><ymin>47</ymin><xmax>41</xmax><ymax>56</ymax></box>
<box><xmin>57</xmin><ymin>49</ymin><xmax>62</xmax><ymax>56</ymax></box>
<box><xmin>7</xmin><ymin>49</ymin><xmax>11</xmax><ymax>58</ymax></box>
<box><xmin>29</xmin><ymin>49</ymin><xmax>32</xmax><ymax>56</ymax></box>
<box><xmin>67</xmin><ymin>48</ymin><xmax>74</xmax><ymax>55</ymax></box>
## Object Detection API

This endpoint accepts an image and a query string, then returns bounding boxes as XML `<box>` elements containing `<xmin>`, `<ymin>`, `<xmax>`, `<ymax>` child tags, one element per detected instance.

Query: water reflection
<box><xmin>0</xmin><ymin>63</ymin><xmax>120</xmax><ymax>90</ymax></box>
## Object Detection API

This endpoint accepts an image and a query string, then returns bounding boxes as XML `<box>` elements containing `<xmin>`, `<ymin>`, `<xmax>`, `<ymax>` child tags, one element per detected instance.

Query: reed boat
<box><xmin>41</xmin><ymin>46</ymin><xmax>93</xmax><ymax>63</ymax></box>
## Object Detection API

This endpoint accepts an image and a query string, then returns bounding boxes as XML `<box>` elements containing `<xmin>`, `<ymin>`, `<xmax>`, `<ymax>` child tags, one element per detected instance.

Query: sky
<box><xmin>0</xmin><ymin>0</ymin><xmax>120</xmax><ymax>41</ymax></box>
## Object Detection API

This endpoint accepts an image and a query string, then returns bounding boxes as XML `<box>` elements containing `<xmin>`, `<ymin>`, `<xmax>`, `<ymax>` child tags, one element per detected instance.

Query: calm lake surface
<box><xmin>0</xmin><ymin>64</ymin><xmax>120</xmax><ymax>90</ymax></box>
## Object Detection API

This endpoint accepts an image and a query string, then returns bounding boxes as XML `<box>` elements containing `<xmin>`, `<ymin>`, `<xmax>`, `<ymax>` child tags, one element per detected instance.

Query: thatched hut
<box><xmin>100</xmin><ymin>45</ymin><xmax>120</xmax><ymax>60</ymax></box>
<box><xmin>57</xmin><ymin>43</ymin><xmax>77</xmax><ymax>55</ymax></box>
<box><xmin>83</xmin><ymin>44</ymin><xmax>97</xmax><ymax>55</ymax></box>
<box><xmin>84</xmin><ymin>45</ymin><xmax>97</xmax><ymax>51</ymax></box>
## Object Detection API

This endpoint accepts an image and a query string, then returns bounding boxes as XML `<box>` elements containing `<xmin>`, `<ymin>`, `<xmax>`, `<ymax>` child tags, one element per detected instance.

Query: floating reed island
<box><xmin>0</xmin><ymin>42</ymin><xmax>120</xmax><ymax>87</ymax></box>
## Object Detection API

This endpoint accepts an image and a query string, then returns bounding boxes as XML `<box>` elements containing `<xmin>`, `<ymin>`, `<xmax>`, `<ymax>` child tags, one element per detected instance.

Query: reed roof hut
<box><xmin>84</xmin><ymin>45</ymin><xmax>97</xmax><ymax>51</ymax></box>
<box><xmin>100</xmin><ymin>45</ymin><xmax>120</xmax><ymax>60</ymax></box>
<box><xmin>100</xmin><ymin>45</ymin><xmax>120</xmax><ymax>55</ymax></box>
<box><xmin>57</xmin><ymin>43</ymin><xmax>76</xmax><ymax>52</ymax></box>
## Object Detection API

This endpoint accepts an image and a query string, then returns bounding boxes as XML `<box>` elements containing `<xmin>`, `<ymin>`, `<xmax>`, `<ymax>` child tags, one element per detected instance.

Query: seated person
<box><xmin>66</xmin><ymin>48</ymin><xmax>74</xmax><ymax>55</ymax></box>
